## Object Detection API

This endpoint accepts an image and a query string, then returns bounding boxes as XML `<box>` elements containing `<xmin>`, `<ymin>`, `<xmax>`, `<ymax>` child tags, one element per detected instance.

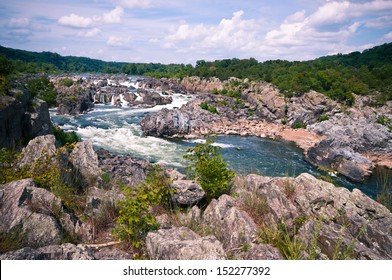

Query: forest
<box><xmin>1</xmin><ymin>42</ymin><xmax>391</xmax><ymax>106</ymax></box>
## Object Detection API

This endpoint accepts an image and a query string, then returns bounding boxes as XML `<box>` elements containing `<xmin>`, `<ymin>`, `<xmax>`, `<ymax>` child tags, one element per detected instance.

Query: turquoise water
<box><xmin>50</xmin><ymin>97</ymin><xmax>390</xmax><ymax>199</ymax></box>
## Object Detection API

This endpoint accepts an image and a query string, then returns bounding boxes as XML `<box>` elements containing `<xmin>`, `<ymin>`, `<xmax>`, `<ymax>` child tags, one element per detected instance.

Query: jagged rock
<box><xmin>146</xmin><ymin>227</ymin><xmax>225</xmax><ymax>260</ymax></box>
<box><xmin>0</xmin><ymin>243</ymin><xmax>95</xmax><ymax>260</ymax></box>
<box><xmin>56</xmin><ymin>85</ymin><xmax>94</xmax><ymax>115</ymax></box>
<box><xmin>203</xmin><ymin>195</ymin><xmax>257</xmax><ymax>250</ymax></box>
<box><xmin>240</xmin><ymin>172</ymin><xmax>392</xmax><ymax>259</ymax></box>
<box><xmin>18</xmin><ymin>135</ymin><xmax>57</xmax><ymax>167</ymax></box>
<box><xmin>242</xmin><ymin>243</ymin><xmax>283</xmax><ymax>260</ymax></box>
<box><xmin>164</xmin><ymin>168</ymin><xmax>186</xmax><ymax>181</ymax></box>
<box><xmin>0</xmin><ymin>88</ymin><xmax>52</xmax><ymax>149</ymax></box>
<box><xmin>181</xmin><ymin>76</ymin><xmax>224</xmax><ymax>94</ymax></box>
<box><xmin>171</xmin><ymin>180</ymin><xmax>205</xmax><ymax>206</ymax></box>
<box><xmin>96</xmin><ymin>148</ymin><xmax>148</xmax><ymax>188</ymax></box>
<box><xmin>91</xmin><ymin>247</ymin><xmax>132</xmax><ymax>260</ymax></box>
<box><xmin>0</xmin><ymin>179</ymin><xmax>90</xmax><ymax>249</ymax></box>
<box><xmin>69</xmin><ymin>141</ymin><xmax>102</xmax><ymax>187</ymax></box>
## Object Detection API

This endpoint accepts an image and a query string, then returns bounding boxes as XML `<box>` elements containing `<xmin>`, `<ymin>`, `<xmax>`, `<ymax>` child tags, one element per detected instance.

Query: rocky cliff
<box><xmin>0</xmin><ymin>85</ymin><xmax>52</xmax><ymax>149</ymax></box>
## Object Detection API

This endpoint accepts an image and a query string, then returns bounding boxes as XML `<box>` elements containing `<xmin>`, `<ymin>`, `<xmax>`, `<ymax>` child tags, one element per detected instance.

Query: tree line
<box><xmin>1</xmin><ymin>43</ymin><xmax>391</xmax><ymax>105</ymax></box>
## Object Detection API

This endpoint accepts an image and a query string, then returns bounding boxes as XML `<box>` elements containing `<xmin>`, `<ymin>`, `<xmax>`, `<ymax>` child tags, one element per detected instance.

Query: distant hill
<box><xmin>1</xmin><ymin>43</ymin><xmax>391</xmax><ymax>105</ymax></box>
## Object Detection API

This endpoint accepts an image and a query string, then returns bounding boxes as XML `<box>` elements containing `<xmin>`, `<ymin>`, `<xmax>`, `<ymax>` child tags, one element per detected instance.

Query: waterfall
<box><xmin>110</xmin><ymin>95</ymin><xmax>115</xmax><ymax>105</ymax></box>
<box><xmin>119</xmin><ymin>94</ymin><xmax>129</xmax><ymax>107</ymax></box>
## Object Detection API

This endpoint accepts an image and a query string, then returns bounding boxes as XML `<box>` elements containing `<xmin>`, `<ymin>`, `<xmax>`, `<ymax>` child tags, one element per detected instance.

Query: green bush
<box><xmin>113</xmin><ymin>165</ymin><xmax>173</xmax><ymax>250</ymax></box>
<box><xmin>59</xmin><ymin>78</ymin><xmax>74</xmax><ymax>87</ymax></box>
<box><xmin>26</xmin><ymin>76</ymin><xmax>57</xmax><ymax>106</ymax></box>
<box><xmin>184</xmin><ymin>137</ymin><xmax>235</xmax><ymax>201</ymax></box>
<box><xmin>53</xmin><ymin>125</ymin><xmax>80</xmax><ymax>146</ymax></box>
<box><xmin>292</xmin><ymin>122</ymin><xmax>306</xmax><ymax>129</ymax></box>
<box><xmin>200</xmin><ymin>101</ymin><xmax>219</xmax><ymax>114</ymax></box>
<box><xmin>318</xmin><ymin>114</ymin><xmax>329</xmax><ymax>122</ymax></box>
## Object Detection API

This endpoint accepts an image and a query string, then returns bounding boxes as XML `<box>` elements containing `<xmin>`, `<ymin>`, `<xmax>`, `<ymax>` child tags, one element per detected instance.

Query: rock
<box><xmin>56</xmin><ymin>85</ymin><xmax>94</xmax><ymax>115</ymax></box>
<box><xmin>69</xmin><ymin>141</ymin><xmax>102</xmax><ymax>187</ymax></box>
<box><xmin>240</xmin><ymin>172</ymin><xmax>392</xmax><ymax>259</ymax></box>
<box><xmin>0</xmin><ymin>179</ymin><xmax>91</xmax><ymax>249</ymax></box>
<box><xmin>171</xmin><ymin>180</ymin><xmax>205</xmax><ymax>206</ymax></box>
<box><xmin>91</xmin><ymin>247</ymin><xmax>132</xmax><ymax>260</ymax></box>
<box><xmin>0</xmin><ymin>243</ymin><xmax>95</xmax><ymax>260</ymax></box>
<box><xmin>0</xmin><ymin>87</ymin><xmax>52</xmax><ymax>149</ymax></box>
<box><xmin>203</xmin><ymin>195</ymin><xmax>257</xmax><ymax>250</ymax></box>
<box><xmin>146</xmin><ymin>227</ymin><xmax>225</xmax><ymax>260</ymax></box>
<box><xmin>242</xmin><ymin>243</ymin><xmax>283</xmax><ymax>260</ymax></box>
<box><xmin>18</xmin><ymin>135</ymin><xmax>57</xmax><ymax>167</ymax></box>
<box><xmin>181</xmin><ymin>76</ymin><xmax>224</xmax><ymax>94</ymax></box>
<box><xmin>165</xmin><ymin>168</ymin><xmax>186</xmax><ymax>181</ymax></box>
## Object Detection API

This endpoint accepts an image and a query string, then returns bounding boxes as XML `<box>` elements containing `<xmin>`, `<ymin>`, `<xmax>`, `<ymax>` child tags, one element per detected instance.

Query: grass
<box><xmin>240</xmin><ymin>190</ymin><xmax>269</xmax><ymax>226</ymax></box>
<box><xmin>375</xmin><ymin>168</ymin><xmax>392</xmax><ymax>211</ymax></box>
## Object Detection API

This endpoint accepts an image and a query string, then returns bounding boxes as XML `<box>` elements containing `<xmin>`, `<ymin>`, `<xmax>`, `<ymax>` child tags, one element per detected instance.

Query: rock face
<box><xmin>56</xmin><ymin>85</ymin><xmax>94</xmax><ymax>115</ymax></box>
<box><xmin>0</xmin><ymin>243</ymin><xmax>95</xmax><ymax>260</ymax></box>
<box><xmin>69</xmin><ymin>141</ymin><xmax>102</xmax><ymax>187</ymax></box>
<box><xmin>0</xmin><ymin>88</ymin><xmax>53</xmax><ymax>149</ymax></box>
<box><xmin>18</xmin><ymin>135</ymin><xmax>57</xmax><ymax>167</ymax></box>
<box><xmin>170</xmin><ymin>180</ymin><xmax>205</xmax><ymax>206</ymax></box>
<box><xmin>0</xmin><ymin>179</ymin><xmax>90</xmax><ymax>248</ymax></box>
<box><xmin>203</xmin><ymin>195</ymin><xmax>258</xmax><ymax>250</ymax></box>
<box><xmin>239</xmin><ymin>172</ymin><xmax>392</xmax><ymax>259</ymax></box>
<box><xmin>181</xmin><ymin>76</ymin><xmax>224</xmax><ymax>94</ymax></box>
<box><xmin>146</xmin><ymin>227</ymin><xmax>225</xmax><ymax>260</ymax></box>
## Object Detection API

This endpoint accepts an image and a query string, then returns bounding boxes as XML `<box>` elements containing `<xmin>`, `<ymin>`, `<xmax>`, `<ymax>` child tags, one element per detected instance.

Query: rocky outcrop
<box><xmin>0</xmin><ymin>88</ymin><xmax>53</xmax><ymax>149</ymax></box>
<box><xmin>238</xmin><ymin>172</ymin><xmax>392</xmax><ymax>259</ymax></box>
<box><xmin>0</xmin><ymin>179</ymin><xmax>91</xmax><ymax>248</ymax></box>
<box><xmin>56</xmin><ymin>85</ymin><xmax>94</xmax><ymax>115</ymax></box>
<box><xmin>170</xmin><ymin>180</ymin><xmax>205</xmax><ymax>206</ymax></box>
<box><xmin>146</xmin><ymin>227</ymin><xmax>225</xmax><ymax>260</ymax></box>
<box><xmin>0</xmin><ymin>243</ymin><xmax>94</xmax><ymax>260</ymax></box>
<box><xmin>69</xmin><ymin>141</ymin><xmax>102</xmax><ymax>188</ymax></box>
<box><xmin>203</xmin><ymin>195</ymin><xmax>258</xmax><ymax>250</ymax></box>
<box><xmin>181</xmin><ymin>76</ymin><xmax>224</xmax><ymax>94</ymax></box>
<box><xmin>18</xmin><ymin>135</ymin><xmax>57</xmax><ymax>167</ymax></box>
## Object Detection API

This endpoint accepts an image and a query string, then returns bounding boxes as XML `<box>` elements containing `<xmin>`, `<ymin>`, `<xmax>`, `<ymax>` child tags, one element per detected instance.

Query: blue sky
<box><xmin>0</xmin><ymin>0</ymin><xmax>391</xmax><ymax>64</ymax></box>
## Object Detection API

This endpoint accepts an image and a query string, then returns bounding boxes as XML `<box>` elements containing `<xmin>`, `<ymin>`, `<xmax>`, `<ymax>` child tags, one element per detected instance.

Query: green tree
<box><xmin>114</xmin><ymin>165</ymin><xmax>172</xmax><ymax>250</ymax></box>
<box><xmin>184</xmin><ymin>137</ymin><xmax>235</xmax><ymax>201</ymax></box>
<box><xmin>26</xmin><ymin>76</ymin><xmax>57</xmax><ymax>106</ymax></box>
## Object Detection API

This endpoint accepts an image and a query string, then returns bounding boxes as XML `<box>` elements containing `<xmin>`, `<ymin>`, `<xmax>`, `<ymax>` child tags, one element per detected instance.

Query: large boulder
<box><xmin>146</xmin><ymin>227</ymin><xmax>225</xmax><ymax>260</ymax></box>
<box><xmin>171</xmin><ymin>180</ymin><xmax>205</xmax><ymax>206</ymax></box>
<box><xmin>240</xmin><ymin>172</ymin><xmax>392</xmax><ymax>259</ymax></box>
<box><xmin>0</xmin><ymin>179</ymin><xmax>90</xmax><ymax>249</ymax></box>
<box><xmin>18</xmin><ymin>135</ymin><xmax>57</xmax><ymax>167</ymax></box>
<box><xmin>203</xmin><ymin>195</ymin><xmax>258</xmax><ymax>250</ymax></box>
<box><xmin>69</xmin><ymin>141</ymin><xmax>102</xmax><ymax>187</ymax></box>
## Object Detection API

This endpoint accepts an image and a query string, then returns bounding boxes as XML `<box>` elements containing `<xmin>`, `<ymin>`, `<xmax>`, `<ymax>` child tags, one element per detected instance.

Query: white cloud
<box><xmin>58</xmin><ymin>6</ymin><xmax>125</xmax><ymax>28</ymax></box>
<box><xmin>7</xmin><ymin>17</ymin><xmax>30</xmax><ymax>28</ymax></box>
<box><xmin>383</xmin><ymin>31</ymin><xmax>392</xmax><ymax>40</ymax></box>
<box><xmin>58</xmin><ymin>13</ymin><xmax>95</xmax><ymax>28</ymax></box>
<box><xmin>113</xmin><ymin>0</ymin><xmax>151</xmax><ymax>9</ymax></box>
<box><xmin>107</xmin><ymin>36</ymin><xmax>132</xmax><ymax>46</ymax></box>
<box><xmin>365</xmin><ymin>15</ymin><xmax>392</xmax><ymax>28</ymax></box>
<box><xmin>163</xmin><ymin>10</ymin><xmax>258</xmax><ymax>53</ymax></box>
<box><xmin>76</xmin><ymin>28</ymin><xmax>101</xmax><ymax>37</ymax></box>
<box><xmin>102</xmin><ymin>6</ymin><xmax>124</xmax><ymax>23</ymax></box>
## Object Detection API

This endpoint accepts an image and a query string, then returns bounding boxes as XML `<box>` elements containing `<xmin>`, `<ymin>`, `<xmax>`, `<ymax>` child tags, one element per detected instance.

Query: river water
<box><xmin>50</xmin><ymin>91</ymin><xmax>387</xmax><ymax>199</ymax></box>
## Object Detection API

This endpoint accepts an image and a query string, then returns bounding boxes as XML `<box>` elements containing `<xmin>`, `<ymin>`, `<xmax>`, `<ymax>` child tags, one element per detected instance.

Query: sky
<box><xmin>0</xmin><ymin>0</ymin><xmax>392</xmax><ymax>64</ymax></box>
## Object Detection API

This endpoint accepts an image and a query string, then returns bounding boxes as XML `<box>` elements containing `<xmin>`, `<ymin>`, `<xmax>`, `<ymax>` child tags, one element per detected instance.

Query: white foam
<box><xmin>110</xmin><ymin>95</ymin><xmax>115</xmax><ymax>105</ymax></box>
<box><xmin>185</xmin><ymin>139</ymin><xmax>235</xmax><ymax>149</ymax></box>
<box><xmin>119</xmin><ymin>94</ymin><xmax>129</xmax><ymax>107</ymax></box>
<box><xmin>120</xmin><ymin>81</ymin><xmax>132</xmax><ymax>87</ymax></box>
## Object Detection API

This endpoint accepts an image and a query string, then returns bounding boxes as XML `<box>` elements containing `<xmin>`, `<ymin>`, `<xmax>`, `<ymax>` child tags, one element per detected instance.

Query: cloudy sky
<box><xmin>1</xmin><ymin>0</ymin><xmax>391</xmax><ymax>64</ymax></box>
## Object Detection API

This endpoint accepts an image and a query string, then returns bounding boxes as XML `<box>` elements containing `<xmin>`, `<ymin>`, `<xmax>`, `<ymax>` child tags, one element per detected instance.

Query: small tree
<box><xmin>184</xmin><ymin>137</ymin><xmax>235</xmax><ymax>201</ymax></box>
<box><xmin>113</xmin><ymin>165</ymin><xmax>172</xmax><ymax>250</ymax></box>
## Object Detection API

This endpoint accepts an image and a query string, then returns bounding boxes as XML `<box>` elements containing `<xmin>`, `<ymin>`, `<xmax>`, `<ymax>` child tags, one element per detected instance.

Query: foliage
<box><xmin>58</xmin><ymin>78</ymin><xmax>74</xmax><ymax>87</ymax></box>
<box><xmin>53</xmin><ymin>125</ymin><xmax>80</xmax><ymax>146</ymax></box>
<box><xmin>258</xmin><ymin>221</ymin><xmax>305</xmax><ymax>260</ymax></box>
<box><xmin>292</xmin><ymin>122</ymin><xmax>307</xmax><ymax>129</ymax></box>
<box><xmin>240</xmin><ymin>190</ymin><xmax>268</xmax><ymax>226</ymax></box>
<box><xmin>26</xmin><ymin>76</ymin><xmax>57</xmax><ymax>106</ymax></box>
<box><xmin>200</xmin><ymin>101</ymin><xmax>219</xmax><ymax>114</ymax></box>
<box><xmin>376</xmin><ymin>115</ymin><xmax>392</xmax><ymax>132</ymax></box>
<box><xmin>113</xmin><ymin>165</ymin><xmax>173</xmax><ymax>250</ymax></box>
<box><xmin>318</xmin><ymin>114</ymin><xmax>330</xmax><ymax>122</ymax></box>
<box><xmin>375</xmin><ymin>168</ymin><xmax>392</xmax><ymax>211</ymax></box>
<box><xmin>184</xmin><ymin>137</ymin><xmax>235</xmax><ymax>201</ymax></box>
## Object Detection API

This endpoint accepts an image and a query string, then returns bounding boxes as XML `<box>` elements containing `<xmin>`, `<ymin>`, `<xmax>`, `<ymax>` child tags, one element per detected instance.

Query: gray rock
<box><xmin>18</xmin><ymin>135</ymin><xmax>57</xmax><ymax>167</ymax></box>
<box><xmin>146</xmin><ymin>227</ymin><xmax>225</xmax><ymax>260</ymax></box>
<box><xmin>165</xmin><ymin>168</ymin><xmax>186</xmax><ymax>181</ymax></box>
<box><xmin>203</xmin><ymin>195</ymin><xmax>257</xmax><ymax>250</ymax></box>
<box><xmin>171</xmin><ymin>180</ymin><xmax>205</xmax><ymax>206</ymax></box>
<box><xmin>242</xmin><ymin>243</ymin><xmax>283</xmax><ymax>260</ymax></box>
<box><xmin>0</xmin><ymin>179</ymin><xmax>91</xmax><ymax>248</ymax></box>
<box><xmin>0</xmin><ymin>88</ymin><xmax>53</xmax><ymax>149</ymax></box>
<box><xmin>0</xmin><ymin>243</ymin><xmax>95</xmax><ymax>260</ymax></box>
<box><xmin>69</xmin><ymin>141</ymin><xmax>102</xmax><ymax>187</ymax></box>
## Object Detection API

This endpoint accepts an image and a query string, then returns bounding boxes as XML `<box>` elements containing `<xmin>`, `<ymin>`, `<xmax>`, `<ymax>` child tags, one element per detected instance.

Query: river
<box><xmin>50</xmin><ymin>91</ymin><xmax>388</xmax><ymax>200</ymax></box>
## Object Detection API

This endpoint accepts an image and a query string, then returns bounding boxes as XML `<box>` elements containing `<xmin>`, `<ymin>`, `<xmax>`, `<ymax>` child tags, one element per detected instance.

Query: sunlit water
<box><xmin>50</xmin><ymin>93</ymin><xmax>389</xmax><ymax>199</ymax></box>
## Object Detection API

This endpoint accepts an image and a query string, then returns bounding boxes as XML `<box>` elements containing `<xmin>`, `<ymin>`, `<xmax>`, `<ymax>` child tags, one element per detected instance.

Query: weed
<box><xmin>240</xmin><ymin>191</ymin><xmax>269</xmax><ymax>226</ymax></box>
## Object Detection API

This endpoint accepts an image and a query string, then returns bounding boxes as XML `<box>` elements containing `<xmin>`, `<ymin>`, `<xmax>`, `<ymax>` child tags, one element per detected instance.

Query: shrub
<box><xmin>292</xmin><ymin>122</ymin><xmax>306</xmax><ymax>129</ymax></box>
<box><xmin>113</xmin><ymin>165</ymin><xmax>173</xmax><ymax>251</ymax></box>
<box><xmin>318</xmin><ymin>114</ymin><xmax>329</xmax><ymax>122</ymax></box>
<box><xmin>59</xmin><ymin>78</ymin><xmax>74</xmax><ymax>87</ymax></box>
<box><xmin>53</xmin><ymin>125</ymin><xmax>80</xmax><ymax>146</ymax></box>
<box><xmin>184</xmin><ymin>137</ymin><xmax>235</xmax><ymax>201</ymax></box>
<box><xmin>26</xmin><ymin>76</ymin><xmax>57</xmax><ymax>106</ymax></box>
<box><xmin>376</xmin><ymin>115</ymin><xmax>392</xmax><ymax>132</ymax></box>
<box><xmin>240</xmin><ymin>190</ymin><xmax>268</xmax><ymax>226</ymax></box>
<box><xmin>199</xmin><ymin>101</ymin><xmax>219</xmax><ymax>114</ymax></box>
